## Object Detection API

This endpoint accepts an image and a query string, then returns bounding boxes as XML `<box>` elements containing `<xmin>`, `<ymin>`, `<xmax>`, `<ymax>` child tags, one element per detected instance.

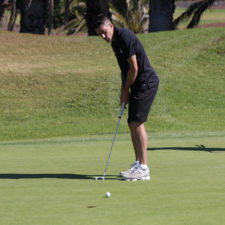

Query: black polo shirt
<box><xmin>111</xmin><ymin>26</ymin><xmax>158</xmax><ymax>90</ymax></box>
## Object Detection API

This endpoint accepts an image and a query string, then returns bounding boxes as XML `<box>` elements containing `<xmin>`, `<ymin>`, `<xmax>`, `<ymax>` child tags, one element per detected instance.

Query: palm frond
<box><xmin>187</xmin><ymin>0</ymin><xmax>215</xmax><ymax>28</ymax></box>
<box><xmin>173</xmin><ymin>1</ymin><xmax>202</xmax><ymax>28</ymax></box>
<box><xmin>109</xmin><ymin>0</ymin><xmax>127</xmax><ymax>17</ymax></box>
<box><xmin>109</xmin><ymin>7</ymin><xmax>128</xmax><ymax>28</ymax></box>
<box><xmin>64</xmin><ymin>18</ymin><xmax>81</xmax><ymax>29</ymax></box>
<box><xmin>110</xmin><ymin>0</ymin><xmax>148</xmax><ymax>33</ymax></box>
<box><xmin>74</xmin><ymin>18</ymin><xmax>86</xmax><ymax>33</ymax></box>
<box><xmin>64</xmin><ymin>16</ymin><xmax>86</xmax><ymax>34</ymax></box>
<box><xmin>62</xmin><ymin>0</ymin><xmax>86</xmax><ymax>34</ymax></box>
<box><xmin>129</xmin><ymin>0</ymin><xmax>138</xmax><ymax>12</ymax></box>
<box><xmin>70</xmin><ymin>0</ymin><xmax>85</xmax><ymax>9</ymax></box>
<box><xmin>173</xmin><ymin>0</ymin><xmax>215</xmax><ymax>29</ymax></box>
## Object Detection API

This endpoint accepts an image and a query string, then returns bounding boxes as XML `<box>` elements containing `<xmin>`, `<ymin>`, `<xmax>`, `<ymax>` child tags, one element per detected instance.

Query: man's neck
<box><xmin>111</xmin><ymin>26</ymin><xmax>116</xmax><ymax>43</ymax></box>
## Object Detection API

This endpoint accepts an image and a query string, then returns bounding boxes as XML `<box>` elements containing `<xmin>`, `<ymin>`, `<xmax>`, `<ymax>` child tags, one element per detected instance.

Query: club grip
<box><xmin>118</xmin><ymin>102</ymin><xmax>125</xmax><ymax>118</ymax></box>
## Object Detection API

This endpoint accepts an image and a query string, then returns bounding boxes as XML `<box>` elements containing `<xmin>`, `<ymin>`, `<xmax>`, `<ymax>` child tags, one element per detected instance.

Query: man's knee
<box><xmin>128</xmin><ymin>121</ymin><xmax>143</xmax><ymax>131</ymax></box>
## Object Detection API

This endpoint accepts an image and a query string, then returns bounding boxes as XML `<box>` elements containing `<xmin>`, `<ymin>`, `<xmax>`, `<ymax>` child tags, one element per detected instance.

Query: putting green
<box><xmin>0</xmin><ymin>133</ymin><xmax>224</xmax><ymax>225</ymax></box>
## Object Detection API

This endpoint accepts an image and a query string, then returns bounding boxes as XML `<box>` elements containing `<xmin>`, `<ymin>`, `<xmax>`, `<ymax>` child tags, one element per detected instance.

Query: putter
<box><xmin>95</xmin><ymin>102</ymin><xmax>125</xmax><ymax>180</ymax></box>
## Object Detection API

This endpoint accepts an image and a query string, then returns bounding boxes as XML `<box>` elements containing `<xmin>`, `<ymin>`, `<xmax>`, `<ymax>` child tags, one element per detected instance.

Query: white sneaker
<box><xmin>122</xmin><ymin>165</ymin><xmax>150</xmax><ymax>181</ymax></box>
<box><xmin>120</xmin><ymin>162</ymin><xmax>139</xmax><ymax>177</ymax></box>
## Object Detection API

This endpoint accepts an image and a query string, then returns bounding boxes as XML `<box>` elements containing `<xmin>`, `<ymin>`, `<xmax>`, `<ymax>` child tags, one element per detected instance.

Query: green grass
<box><xmin>174</xmin><ymin>8</ymin><xmax>225</xmax><ymax>28</ymax></box>
<box><xmin>1</xmin><ymin>11</ymin><xmax>225</xmax><ymax>225</ymax></box>
<box><xmin>1</xmin><ymin>28</ymin><xmax>225</xmax><ymax>224</ymax></box>
<box><xmin>0</xmin><ymin>134</ymin><xmax>224</xmax><ymax>225</ymax></box>
<box><xmin>0</xmin><ymin>27</ymin><xmax>225</xmax><ymax>141</ymax></box>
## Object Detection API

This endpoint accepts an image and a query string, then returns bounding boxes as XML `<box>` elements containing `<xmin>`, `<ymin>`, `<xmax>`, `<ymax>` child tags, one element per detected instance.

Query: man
<box><xmin>94</xmin><ymin>16</ymin><xmax>159</xmax><ymax>181</ymax></box>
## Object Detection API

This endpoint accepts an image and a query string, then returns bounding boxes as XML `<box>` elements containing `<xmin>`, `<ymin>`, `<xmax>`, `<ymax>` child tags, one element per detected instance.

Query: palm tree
<box><xmin>18</xmin><ymin>0</ymin><xmax>45</xmax><ymax>34</ymax></box>
<box><xmin>64</xmin><ymin>0</ymin><xmax>71</xmax><ymax>24</ymax></box>
<box><xmin>7</xmin><ymin>0</ymin><xmax>55</xmax><ymax>34</ymax></box>
<box><xmin>0</xmin><ymin>0</ymin><xmax>9</xmax><ymax>27</ymax></box>
<box><xmin>53</xmin><ymin>0</ymin><xmax>217</xmax><ymax>34</ymax></box>
<box><xmin>7</xmin><ymin>0</ymin><xmax>46</xmax><ymax>34</ymax></box>
<box><xmin>0</xmin><ymin>1</ymin><xmax>6</xmax><ymax>22</ymax></box>
<box><xmin>109</xmin><ymin>0</ymin><xmax>149</xmax><ymax>33</ymax></box>
<box><xmin>173</xmin><ymin>0</ymin><xmax>216</xmax><ymax>29</ymax></box>
<box><xmin>8</xmin><ymin>0</ymin><xmax>18</xmax><ymax>31</ymax></box>
<box><xmin>58</xmin><ymin>0</ymin><xmax>148</xmax><ymax>35</ymax></box>
<box><xmin>63</xmin><ymin>0</ymin><xmax>87</xmax><ymax>35</ymax></box>
<box><xmin>48</xmin><ymin>0</ymin><xmax>54</xmax><ymax>35</ymax></box>
<box><xmin>6</xmin><ymin>0</ymin><xmax>217</xmax><ymax>35</ymax></box>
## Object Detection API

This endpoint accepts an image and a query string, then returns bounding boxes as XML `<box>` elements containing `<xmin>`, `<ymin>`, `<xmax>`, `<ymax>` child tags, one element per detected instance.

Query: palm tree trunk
<box><xmin>0</xmin><ymin>5</ymin><xmax>5</xmax><ymax>28</ymax></box>
<box><xmin>48</xmin><ymin>0</ymin><xmax>54</xmax><ymax>35</ymax></box>
<box><xmin>8</xmin><ymin>0</ymin><xmax>17</xmax><ymax>31</ymax></box>
<box><xmin>0</xmin><ymin>2</ymin><xmax>5</xmax><ymax>21</ymax></box>
<box><xmin>86</xmin><ymin>0</ymin><xmax>111</xmax><ymax>35</ymax></box>
<box><xmin>148</xmin><ymin>0</ymin><xmax>175</xmax><ymax>32</ymax></box>
<box><xmin>0</xmin><ymin>0</ymin><xmax>8</xmax><ymax>27</ymax></box>
<box><xmin>19</xmin><ymin>0</ymin><xmax>45</xmax><ymax>34</ymax></box>
<box><xmin>64</xmin><ymin>0</ymin><xmax>70</xmax><ymax>25</ymax></box>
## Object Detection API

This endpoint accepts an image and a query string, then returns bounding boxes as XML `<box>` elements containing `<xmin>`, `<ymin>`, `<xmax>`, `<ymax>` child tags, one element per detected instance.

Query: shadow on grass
<box><xmin>0</xmin><ymin>173</ymin><xmax>121</xmax><ymax>180</ymax></box>
<box><xmin>148</xmin><ymin>145</ymin><xmax>225</xmax><ymax>152</ymax></box>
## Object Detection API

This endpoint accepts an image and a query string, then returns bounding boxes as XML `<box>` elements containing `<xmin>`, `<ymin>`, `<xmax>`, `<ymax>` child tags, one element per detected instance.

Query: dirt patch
<box><xmin>210</xmin><ymin>2</ymin><xmax>225</xmax><ymax>9</ymax></box>
<box><xmin>176</xmin><ymin>1</ymin><xmax>225</xmax><ymax>9</ymax></box>
<box><xmin>197</xmin><ymin>22</ymin><xmax>225</xmax><ymax>28</ymax></box>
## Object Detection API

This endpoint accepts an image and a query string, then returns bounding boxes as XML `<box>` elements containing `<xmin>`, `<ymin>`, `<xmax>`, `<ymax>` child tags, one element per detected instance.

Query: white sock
<box><xmin>135</xmin><ymin>161</ymin><xmax>139</xmax><ymax>165</ymax></box>
<box><xmin>139</xmin><ymin>164</ymin><xmax>148</xmax><ymax>170</ymax></box>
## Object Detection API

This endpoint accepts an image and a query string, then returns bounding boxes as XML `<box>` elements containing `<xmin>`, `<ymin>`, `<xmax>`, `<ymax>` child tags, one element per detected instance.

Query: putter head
<box><xmin>95</xmin><ymin>177</ymin><xmax>105</xmax><ymax>180</ymax></box>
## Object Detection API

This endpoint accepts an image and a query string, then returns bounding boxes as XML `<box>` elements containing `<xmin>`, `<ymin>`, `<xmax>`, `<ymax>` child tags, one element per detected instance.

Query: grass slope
<box><xmin>0</xmin><ymin>27</ymin><xmax>225</xmax><ymax>141</ymax></box>
<box><xmin>0</xmin><ymin>135</ymin><xmax>224</xmax><ymax>225</ymax></box>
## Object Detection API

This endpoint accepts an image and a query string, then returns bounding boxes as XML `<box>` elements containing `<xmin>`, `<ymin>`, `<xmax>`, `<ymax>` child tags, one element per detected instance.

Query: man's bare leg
<box><xmin>128</xmin><ymin>121</ymin><xmax>148</xmax><ymax>165</ymax></box>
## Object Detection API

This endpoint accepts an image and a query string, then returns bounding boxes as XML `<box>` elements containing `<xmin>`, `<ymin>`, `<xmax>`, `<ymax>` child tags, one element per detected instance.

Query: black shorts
<box><xmin>128</xmin><ymin>80</ymin><xmax>159</xmax><ymax>124</ymax></box>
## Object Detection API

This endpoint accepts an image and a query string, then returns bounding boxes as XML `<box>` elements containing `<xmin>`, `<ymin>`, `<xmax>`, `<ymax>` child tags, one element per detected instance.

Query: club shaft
<box><xmin>103</xmin><ymin>102</ymin><xmax>125</xmax><ymax>177</ymax></box>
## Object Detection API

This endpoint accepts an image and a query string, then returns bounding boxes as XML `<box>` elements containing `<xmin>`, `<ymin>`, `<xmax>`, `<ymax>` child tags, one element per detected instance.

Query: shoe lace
<box><xmin>130</xmin><ymin>166</ymin><xmax>139</xmax><ymax>174</ymax></box>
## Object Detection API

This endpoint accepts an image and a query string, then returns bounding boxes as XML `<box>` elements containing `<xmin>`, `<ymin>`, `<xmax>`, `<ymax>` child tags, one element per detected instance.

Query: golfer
<box><xmin>94</xmin><ymin>16</ymin><xmax>159</xmax><ymax>181</ymax></box>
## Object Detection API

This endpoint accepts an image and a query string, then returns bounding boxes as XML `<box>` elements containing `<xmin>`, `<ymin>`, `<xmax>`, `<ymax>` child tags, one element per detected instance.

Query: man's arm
<box><xmin>121</xmin><ymin>55</ymin><xmax>138</xmax><ymax>104</ymax></box>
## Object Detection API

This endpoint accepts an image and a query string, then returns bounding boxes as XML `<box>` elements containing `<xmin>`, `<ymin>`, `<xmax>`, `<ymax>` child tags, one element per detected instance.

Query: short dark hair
<box><xmin>93</xmin><ymin>14</ymin><xmax>111</xmax><ymax>30</ymax></box>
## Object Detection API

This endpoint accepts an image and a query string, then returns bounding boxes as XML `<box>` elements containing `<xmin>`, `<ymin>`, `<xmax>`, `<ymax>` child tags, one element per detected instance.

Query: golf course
<box><xmin>0</xmin><ymin>26</ymin><xmax>225</xmax><ymax>225</ymax></box>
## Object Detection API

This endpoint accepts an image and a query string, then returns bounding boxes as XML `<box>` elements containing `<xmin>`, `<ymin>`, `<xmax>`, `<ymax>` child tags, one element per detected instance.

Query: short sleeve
<box><xmin>120</xmin><ymin>30</ymin><xmax>136</xmax><ymax>59</ymax></box>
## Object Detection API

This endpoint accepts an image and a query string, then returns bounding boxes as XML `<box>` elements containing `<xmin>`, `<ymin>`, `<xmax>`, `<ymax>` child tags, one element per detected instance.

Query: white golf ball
<box><xmin>105</xmin><ymin>192</ymin><xmax>111</xmax><ymax>198</ymax></box>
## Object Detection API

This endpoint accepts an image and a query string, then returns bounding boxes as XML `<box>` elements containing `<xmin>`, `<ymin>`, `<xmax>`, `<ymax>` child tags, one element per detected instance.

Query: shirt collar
<box><xmin>112</xmin><ymin>26</ymin><xmax>119</xmax><ymax>43</ymax></box>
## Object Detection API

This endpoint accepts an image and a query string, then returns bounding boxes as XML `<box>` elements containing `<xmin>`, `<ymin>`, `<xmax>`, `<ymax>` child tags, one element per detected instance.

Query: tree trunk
<box><xmin>64</xmin><ymin>0</ymin><xmax>70</xmax><ymax>25</ymax></box>
<box><xmin>19</xmin><ymin>0</ymin><xmax>45</xmax><ymax>34</ymax></box>
<box><xmin>0</xmin><ymin>0</ymin><xmax>8</xmax><ymax>27</ymax></box>
<box><xmin>148</xmin><ymin>0</ymin><xmax>175</xmax><ymax>32</ymax></box>
<box><xmin>0</xmin><ymin>2</ymin><xmax>5</xmax><ymax>21</ymax></box>
<box><xmin>48</xmin><ymin>0</ymin><xmax>54</xmax><ymax>35</ymax></box>
<box><xmin>85</xmin><ymin>0</ymin><xmax>111</xmax><ymax>35</ymax></box>
<box><xmin>8</xmin><ymin>0</ymin><xmax>17</xmax><ymax>31</ymax></box>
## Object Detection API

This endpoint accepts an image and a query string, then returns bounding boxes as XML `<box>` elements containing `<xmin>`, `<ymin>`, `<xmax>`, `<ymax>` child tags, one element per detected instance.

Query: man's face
<box><xmin>96</xmin><ymin>23</ymin><xmax>114</xmax><ymax>43</ymax></box>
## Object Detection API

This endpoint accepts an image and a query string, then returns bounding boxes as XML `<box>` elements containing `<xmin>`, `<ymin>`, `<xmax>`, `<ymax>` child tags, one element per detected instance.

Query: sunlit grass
<box><xmin>0</xmin><ymin>27</ymin><xmax>225</xmax><ymax>141</ymax></box>
<box><xmin>0</xmin><ymin>134</ymin><xmax>224</xmax><ymax>225</ymax></box>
